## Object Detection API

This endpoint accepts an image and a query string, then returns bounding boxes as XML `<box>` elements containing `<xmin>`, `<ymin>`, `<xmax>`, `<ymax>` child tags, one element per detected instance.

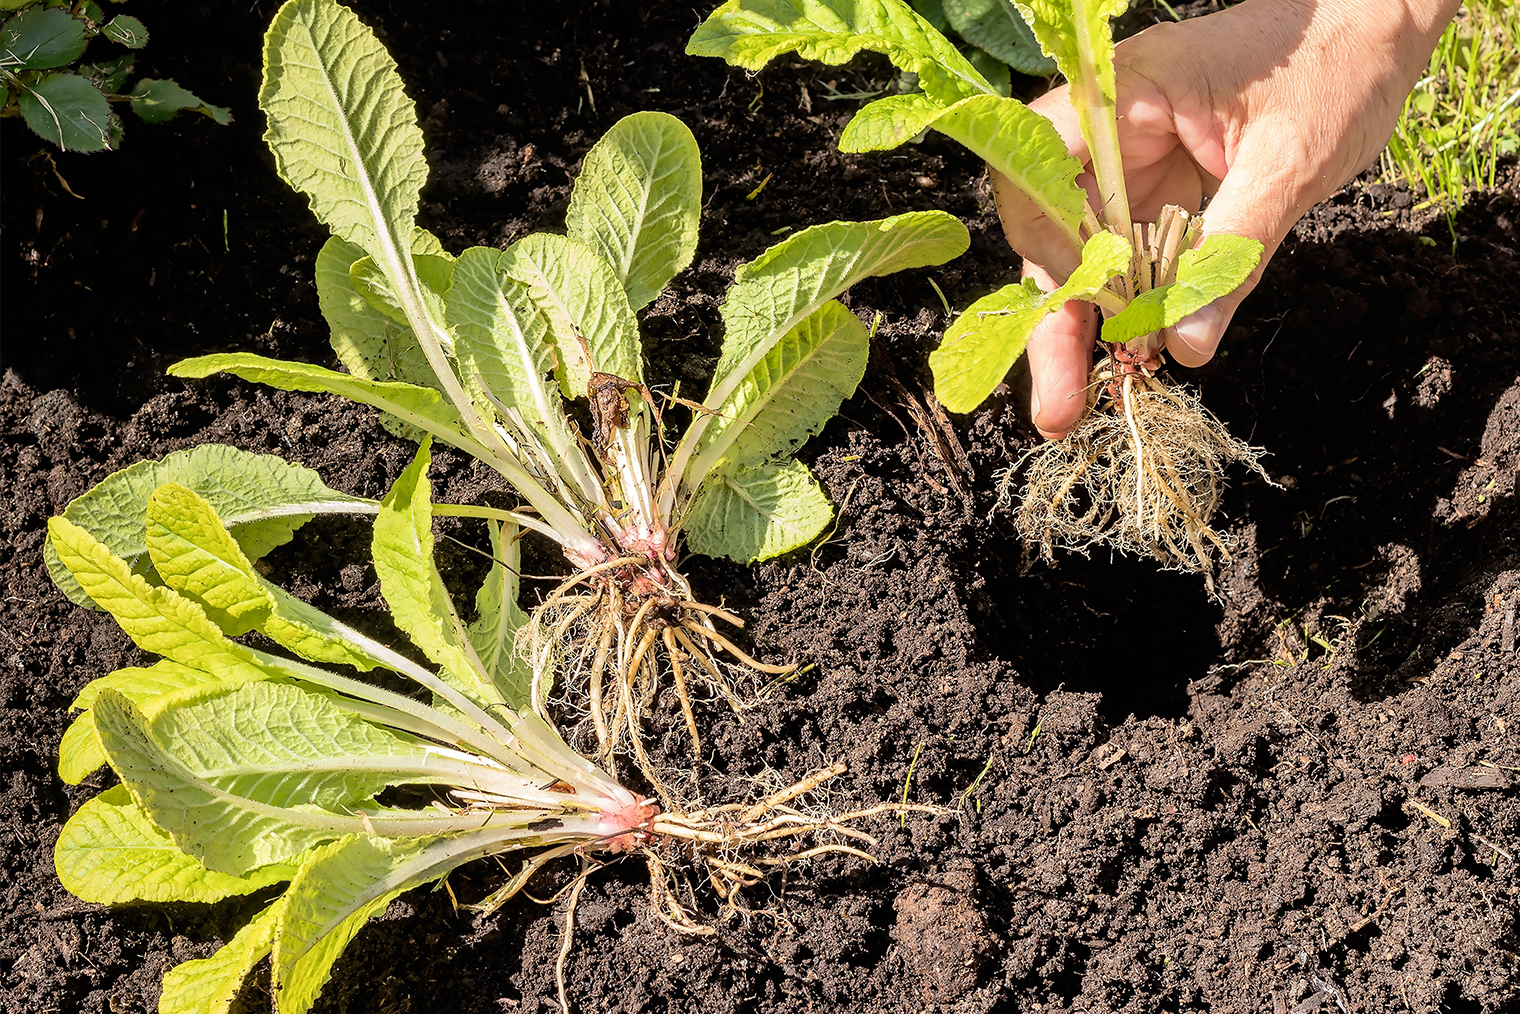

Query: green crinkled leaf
<box><xmin>46</xmin><ymin>517</ymin><xmax>272</xmax><ymax>683</ymax></box>
<box><xmin>684</xmin><ymin>459</ymin><xmax>834</xmax><ymax>563</ymax></box>
<box><xmin>92</xmin><ymin>681</ymin><xmax>450</xmax><ymax>874</ymax></box>
<box><xmin>129</xmin><ymin>78</ymin><xmax>232</xmax><ymax>125</ymax></box>
<box><xmin>837</xmin><ymin>92</ymin><xmax>948</xmax><ymax>152</ymax></box>
<box><xmin>963</xmin><ymin>45</ymin><xmax>1012</xmax><ymax>97</ymax></box>
<box><xmin>55</xmin><ymin>785</ymin><xmax>296</xmax><ymax>904</ymax></box>
<box><xmin>349</xmin><ymin>251</ymin><xmax>453</xmax><ymax>329</ymax></box>
<box><xmin>930</xmin><ymin>231</ymin><xmax>1129</xmax><ymax>412</ymax></box>
<box><xmin>44</xmin><ymin>443</ymin><xmax>367</xmax><ymax>610</ymax></box>
<box><xmin>158</xmin><ymin>899</ymin><xmax>283</xmax><ymax>1014</ymax></box>
<box><xmin>372</xmin><ymin>440</ymin><xmax>502</xmax><ymax>709</ymax></box>
<box><xmin>944</xmin><ymin>0</ymin><xmax>1053</xmax><ymax>74</ymax></box>
<box><xmin>498</xmin><ymin>233</ymin><xmax>644</xmax><ymax>393</ymax></box>
<box><xmin>1014</xmin><ymin>0</ymin><xmax>1126</xmax><ymax>95</ymax></box>
<box><xmin>711</xmin><ymin>211</ymin><xmax>969</xmax><ymax>398</ymax></box>
<box><xmin>565</xmin><ymin>111</ymin><xmax>703</xmax><ymax>312</ymax></box>
<box><xmin>468</xmin><ymin>520</ymin><xmax>531</xmax><ymax>708</ymax></box>
<box><xmin>59</xmin><ymin>660</ymin><xmax>217</xmax><ymax>784</ymax></box>
<box><xmin>845</xmin><ymin>93</ymin><xmax>1086</xmax><ymax>248</ymax></box>
<box><xmin>260</xmin><ymin>0</ymin><xmax>424</xmax><ymax>261</ymax></box>
<box><xmin>687</xmin><ymin>0</ymin><xmax>995</xmax><ymax>107</ymax></box>
<box><xmin>694</xmin><ymin>299</ymin><xmax>868</xmax><ymax>482</ymax></box>
<box><xmin>316</xmin><ymin>233</ymin><xmax>442</xmax><ymax>439</ymax></box>
<box><xmin>101</xmin><ymin>14</ymin><xmax>148</xmax><ymax>49</ymax></box>
<box><xmin>273</xmin><ymin>834</ymin><xmax>502</xmax><ymax>1013</ymax></box>
<box><xmin>1</xmin><ymin>6</ymin><xmax>88</xmax><ymax>70</ymax></box>
<box><xmin>443</xmin><ymin>247</ymin><xmax>587</xmax><ymax>469</ymax></box>
<box><xmin>169</xmin><ymin>354</ymin><xmax>473</xmax><ymax>446</ymax></box>
<box><xmin>1099</xmin><ymin>233</ymin><xmax>1263</xmax><ymax>344</ymax></box>
<box><xmin>18</xmin><ymin>72</ymin><xmax>112</xmax><ymax>152</ymax></box>
<box><xmin>147</xmin><ymin>484</ymin><xmax>276</xmax><ymax>636</ymax></box>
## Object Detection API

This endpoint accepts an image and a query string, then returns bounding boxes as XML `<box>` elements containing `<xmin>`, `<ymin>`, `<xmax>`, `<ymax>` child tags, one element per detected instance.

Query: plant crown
<box><xmin>688</xmin><ymin>0</ymin><xmax>1265</xmax><ymax>413</ymax></box>
<box><xmin>1</xmin><ymin>0</ymin><xmax>229</xmax><ymax>152</ymax></box>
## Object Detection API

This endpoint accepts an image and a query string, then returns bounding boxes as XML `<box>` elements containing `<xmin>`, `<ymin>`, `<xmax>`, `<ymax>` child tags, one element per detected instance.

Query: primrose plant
<box><xmin>690</xmin><ymin>0</ymin><xmax>1271</xmax><ymax>579</ymax></box>
<box><xmin>2</xmin><ymin>0</ymin><xmax>229</xmax><ymax>152</ymax></box>
<box><xmin>48</xmin><ymin>445</ymin><xmax>908</xmax><ymax>1014</ymax></box>
<box><xmin>95</xmin><ymin>0</ymin><xmax>965</xmax><ymax>780</ymax></box>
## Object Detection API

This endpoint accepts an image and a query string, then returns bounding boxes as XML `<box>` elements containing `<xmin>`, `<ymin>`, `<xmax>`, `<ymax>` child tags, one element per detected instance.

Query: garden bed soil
<box><xmin>4</xmin><ymin>1</ymin><xmax>1519</xmax><ymax>1012</ymax></box>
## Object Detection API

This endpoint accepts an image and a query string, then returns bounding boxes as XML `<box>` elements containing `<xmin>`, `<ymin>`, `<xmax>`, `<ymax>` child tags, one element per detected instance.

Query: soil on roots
<box><xmin>1013</xmin><ymin>365</ymin><xmax>1271</xmax><ymax>584</ymax></box>
<box><xmin>4</xmin><ymin>1</ymin><xmax>1520</xmax><ymax>1013</ymax></box>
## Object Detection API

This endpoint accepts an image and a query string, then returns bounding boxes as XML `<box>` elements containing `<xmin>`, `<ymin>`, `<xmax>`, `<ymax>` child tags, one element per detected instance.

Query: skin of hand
<box><xmin>995</xmin><ymin>0</ymin><xmax>1464</xmax><ymax>439</ymax></box>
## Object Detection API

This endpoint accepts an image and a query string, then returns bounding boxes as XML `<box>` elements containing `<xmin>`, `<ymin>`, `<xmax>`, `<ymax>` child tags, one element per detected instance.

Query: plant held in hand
<box><xmin>689</xmin><ymin>0</ymin><xmax>1271</xmax><ymax>581</ymax></box>
<box><xmin>48</xmin><ymin>447</ymin><xmax>931</xmax><ymax>1014</ymax></box>
<box><xmin>120</xmin><ymin>0</ymin><xmax>966</xmax><ymax>783</ymax></box>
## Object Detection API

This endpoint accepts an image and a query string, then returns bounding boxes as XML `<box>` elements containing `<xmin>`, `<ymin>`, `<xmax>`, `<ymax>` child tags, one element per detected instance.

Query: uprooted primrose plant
<box><xmin>48</xmin><ymin>445</ymin><xmax>923</xmax><ymax>1014</ymax></box>
<box><xmin>147</xmin><ymin>0</ymin><xmax>966</xmax><ymax>779</ymax></box>
<box><xmin>691</xmin><ymin>0</ymin><xmax>1271</xmax><ymax>580</ymax></box>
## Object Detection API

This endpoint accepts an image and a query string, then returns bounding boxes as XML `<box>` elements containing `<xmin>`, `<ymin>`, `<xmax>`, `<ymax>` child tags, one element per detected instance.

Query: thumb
<box><xmin>1162</xmin><ymin>147</ymin><xmax>1300</xmax><ymax>368</ymax></box>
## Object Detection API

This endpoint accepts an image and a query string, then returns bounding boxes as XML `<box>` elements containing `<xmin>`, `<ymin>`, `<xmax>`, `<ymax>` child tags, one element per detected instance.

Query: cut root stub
<box><xmin>522</xmin><ymin>562</ymin><xmax>798</xmax><ymax>803</ymax></box>
<box><xmin>1009</xmin><ymin>367</ymin><xmax>1272</xmax><ymax>588</ymax></box>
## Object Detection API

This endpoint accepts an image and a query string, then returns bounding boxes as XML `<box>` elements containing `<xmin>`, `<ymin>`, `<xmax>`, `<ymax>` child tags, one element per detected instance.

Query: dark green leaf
<box><xmin>19</xmin><ymin>72</ymin><xmax>113</xmax><ymax>152</ymax></box>
<box><xmin>130</xmin><ymin>78</ymin><xmax>232</xmax><ymax>125</ymax></box>
<box><xmin>944</xmin><ymin>0</ymin><xmax>1056</xmax><ymax>76</ymax></box>
<box><xmin>1</xmin><ymin>6</ymin><xmax>89</xmax><ymax>70</ymax></box>
<box><xmin>102</xmin><ymin>14</ymin><xmax>148</xmax><ymax>48</ymax></box>
<box><xmin>911</xmin><ymin>0</ymin><xmax>948</xmax><ymax>31</ymax></box>
<box><xmin>79</xmin><ymin>53</ymin><xmax>136</xmax><ymax>94</ymax></box>
<box><xmin>78</xmin><ymin>1</ymin><xmax>105</xmax><ymax>26</ymax></box>
<box><xmin>963</xmin><ymin>45</ymin><xmax>1011</xmax><ymax>97</ymax></box>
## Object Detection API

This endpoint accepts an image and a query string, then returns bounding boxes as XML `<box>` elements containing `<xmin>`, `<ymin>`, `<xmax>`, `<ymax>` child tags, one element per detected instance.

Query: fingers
<box><xmin>1025</xmin><ymin>263</ymin><xmax>1097</xmax><ymax>440</ymax></box>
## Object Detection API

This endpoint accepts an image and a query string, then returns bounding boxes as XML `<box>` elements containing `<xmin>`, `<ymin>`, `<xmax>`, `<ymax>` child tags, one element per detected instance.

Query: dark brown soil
<box><xmin>4</xmin><ymin>2</ymin><xmax>1519</xmax><ymax>1013</ymax></box>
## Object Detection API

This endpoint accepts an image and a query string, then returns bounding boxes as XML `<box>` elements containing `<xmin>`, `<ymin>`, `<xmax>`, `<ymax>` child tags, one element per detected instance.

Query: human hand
<box><xmin>996</xmin><ymin>0</ymin><xmax>1462</xmax><ymax>439</ymax></box>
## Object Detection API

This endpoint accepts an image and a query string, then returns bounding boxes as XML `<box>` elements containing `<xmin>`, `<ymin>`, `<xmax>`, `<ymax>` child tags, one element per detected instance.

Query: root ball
<box><xmin>1010</xmin><ymin>368</ymin><xmax>1271</xmax><ymax>585</ymax></box>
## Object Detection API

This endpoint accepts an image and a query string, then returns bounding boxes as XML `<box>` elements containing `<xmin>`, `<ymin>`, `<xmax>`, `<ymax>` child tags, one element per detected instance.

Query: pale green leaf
<box><xmin>18</xmin><ymin>73</ymin><xmax>111</xmax><ymax>152</ymax></box>
<box><xmin>260</xmin><ymin>0</ymin><xmax>424</xmax><ymax>261</ymax></box>
<box><xmin>692</xmin><ymin>300</ymin><xmax>867</xmax><ymax>485</ymax></box>
<box><xmin>349</xmin><ymin>251</ymin><xmax>454</xmax><ymax>330</ymax></box>
<box><xmin>924</xmin><ymin>94</ymin><xmax>1086</xmax><ymax>247</ymax></box>
<box><xmin>1100</xmin><ymin>233</ymin><xmax>1264</xmax><ymax>344</ymax></box>
<box><xmin>46</xmin><ymin>517</ymin><xmax>272</xmax><ymax>683</ymax></box>
<box><xmin>930</xmin><ymin>231</ymin><xmax>1129</xmax><ymax>412</ymax></box>
<box><xmin>944</xmin><ymin>0</ymin><xmax>1054</xmax><ymax>74</ymax></box>
<box><xmin>274</xmin><ymin>834</ymin><xmax>504</xmax><ymax>1013</ymax></box>
<box><xmin>837</xmin><ymin>92</ymin><xmax>947</xmax><ymax>152</ymax></box>
<box><xmin>316</xmin><ymin>233</ymin><xmax>443</xmax><ymax>440</ymax></box>
<box><xmin>44</xmin><ymin>443</ymin><xmax>367</xmax><ymax>609</ymax></box>
<box><xmin>1014</xmin><ymin>0</ymin><xmax>1126</xmax><ymax>97</ymax></box>
<box><xmin>158</xmin><ymin>899</ymin><xmax>282</xmax><ymax>1014</ymax></box>
<box><xmin>372</xmin><ymin>440</ymin><xmax>502</xmax><ymax>709</ymax></box>
<box><xmin>687</xmin><ymin>0</ymin><xmax>996</xmax><ymax>106</ymax></box>
<box><xmin>55</xmin><ymin>785</ymin><xmax>295</xmax><ymax>904</ymax></box>
<box><xmin>59</xmin><ymin>660</ymin><xmax>217</xmax><ymax>784</ymax></box>
<box><xmin>1</xmin><ymin>7</ymin><xmax>87</xmax><ymax>70</ymax></box>
<box><xmin>498</xmin><ymin>233</ymin><xmax>644</xmax><ymax>392</ymax></box>
<box><xmin>565</xmin><ymin>111</ymin><xmax>703</xmax><ymax>312</ymax></box>
<box><xmin>92</xmin><ymin>682</ymin><xmax>454</xmax><ymax>874</ymax></box>
<box><xmin>711</xmin><ymin>211</ymin><xmax>969</xmax><ymax>397</ymax></box>
<box><xmin>468</xmin><ymin>520</ymin><xmax>531</xmax><ymax>708</ymax></box>
<box><xmin>684</xmin><ymin>459</ymin><xmax>834</xmax><ymax>563</ymax></box>
<box><xmin>169</xmin><ymin>354</ymin><xmax>474</xmax><ymax>448</ymax></box>
<box><xmin>147</xmin><ymin>484</ymin><xmax>276</xmax><ymax>636</ymax></box>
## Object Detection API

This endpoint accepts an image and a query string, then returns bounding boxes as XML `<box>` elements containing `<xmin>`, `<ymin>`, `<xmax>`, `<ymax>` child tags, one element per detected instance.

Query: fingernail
<box><xmin>1172</xmin><ymin>303</ymin><xmax>1224</xmax><ymax>359</ymax></box>
<box><xmin>1030</xmin><ymin>386</ymin><xmax>1043</xmax><ymax>427</ymax></box>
